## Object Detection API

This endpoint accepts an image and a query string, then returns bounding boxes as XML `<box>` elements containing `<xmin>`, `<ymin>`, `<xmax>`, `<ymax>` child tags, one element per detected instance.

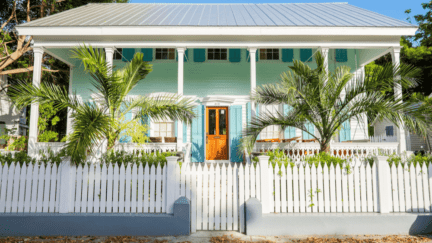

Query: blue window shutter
<box><xmin>122</xmin><ymin>48</ymin><xmax>135</xmax><ymax>62</ymax></box>
<box><xmin>229</xmin><ymin>105</ymin><xmax>243</xmax><ymax>163</ymax></box>
<box><xmin>229</xmin><ymin>49</ymin><xmax>241</xmax><ymax>62</ymax></box>
<box><xmin>283</xmin><ymin>104</ymin><xmax>296</xmax><ymax>138</ymax></box>
<box><xmin>183</xmin><ymin>123</ymin><xmax>187</xmax><ymax>143</ymax></box>
<box><xmin>246</xmin><ymin>50</ymin><xmax>259</xmax><ymax>63</ymax></box>
<box><xmin>141</xmin><ymin>48</ymin><xmax>153</xmax><ymax>61</ymax></box>
<box><xmin>176</xmin><ymin>49</ymin><xmax>189</xmax><ymax>62</ymax></box>
<box><xmin>339</xmin><ymin>120</ymin><xmax>351</xmax><ymax>142</ymax></box>
<box><xmin>282</xmin><ymin>49</ymin><xmax>294</xmax><ymax>63</ymax></box>
<box><xmin>335</xmin><ymin>49</ymin><xmax>348</xmax><ymax>62</ymax></box>
<box><xmin>120</xmin><ymin>111</ymin><xmax>133</xmax><ymax>143</ymax></box>
<box><xmin>302</xmin><ymin>122</ymin><xmax>314</xmax><ymax>140</ymax></box>
<box><xmin>174</xmin><ymin>121</ymin><xmax>178</xmax><ymax>137</ymax></box>
<box><xmin>191</xmin><ymin>105</ymin><xmax>204</xmax><ymax>162</ymax></box>
<box><xmin>193</xmin><ymin>49</ymin><xmax>205</xmax><ymax>62</ymax></box>
<box><xmin>300</xmin><ymin>49</ymin><xmax>312</xmax><ymax>62</ymax></box>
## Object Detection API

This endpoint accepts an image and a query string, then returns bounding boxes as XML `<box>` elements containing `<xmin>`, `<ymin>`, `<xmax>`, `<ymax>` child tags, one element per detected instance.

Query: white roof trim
<box><xmin>17</xmin><ymin>26</ymin><xmax>417</xmax><ymax>37</ymax></box>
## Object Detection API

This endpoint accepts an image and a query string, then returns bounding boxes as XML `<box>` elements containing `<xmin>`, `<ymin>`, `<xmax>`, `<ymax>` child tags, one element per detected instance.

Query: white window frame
<box><xmin>258</xmin><ymin>104</ymin><xmax>283</xmax><ymax>139</ymax></box>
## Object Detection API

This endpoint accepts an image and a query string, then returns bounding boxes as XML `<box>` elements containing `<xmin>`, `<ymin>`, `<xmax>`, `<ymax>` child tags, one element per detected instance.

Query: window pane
<box><xmin>219</xmin><ymin>109</ymin><xmax>227</xmax><ymax>135</ymax></box>
<box><xmin>274</xmin><ymin>52</ymin><xmax>279</xmax><ymax>60</ymax></box>
<box><xmin>208</xmin><ymin>53</ymin><xmax>214</xmax><ymax>60</ymax></box>
<box><xmin>169</xmin><ymin>52</ymin><xmax>175</xmax><ymax>59</ymax></box>
<box><xmin>215</xmin><ymin>49</ymin><xmax>220</xmax><ymax>53</ymax></box>
<box><xmin>221</xmin><ymin>53</ymin><xmax>227</xmax><ymax>60</ymax></box>
<box><xmin>267</xmin><ymin>53</ymin><xmax>272</xmax><ymax>60</ymax></box>
<box><xmin>208</xmin><ymin>48</ymin><xmax>214</xmax><ymax>52</ymax></box>
<box><xmin>221</xmin><ymin>49</ymin><xmax>227</xmax><ymax>53</ymax></box>
<box><xmin>162</xmin><ymin>53</ymin><xmax>168</xmax><ymax>59</ymax></box>
<box><xmin>156</xmin><ymin>53</ymin><xmax>161</xmax><ymax>59</ymax></box>
<box><xmin>260</xmin><ymin>52</ymin><xmax>266</xmax><ymax>60</ymax></box>
<box><xmin>215</xmin><ymin>53</ymin><xmax>220</xmax><ymax>60</ymax></box>
<box><xmin>209</xmin><ymin>110</ymin><xmax>216</xmax><ymax>135</ymax></box>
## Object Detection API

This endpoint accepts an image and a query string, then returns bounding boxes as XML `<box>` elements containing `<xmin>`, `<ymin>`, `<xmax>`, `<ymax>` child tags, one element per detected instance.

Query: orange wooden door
<box><xmin>206</xmin><ymin>107</ymin><xmax>229</xmax><ymax>160</ymax></box>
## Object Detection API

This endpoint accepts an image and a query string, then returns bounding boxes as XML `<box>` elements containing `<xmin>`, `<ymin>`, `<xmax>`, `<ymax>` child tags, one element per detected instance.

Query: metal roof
<box><xmin>20</xmin><ymin>3</ymin><xmax>415</xmax><ymax>27</ymax></box>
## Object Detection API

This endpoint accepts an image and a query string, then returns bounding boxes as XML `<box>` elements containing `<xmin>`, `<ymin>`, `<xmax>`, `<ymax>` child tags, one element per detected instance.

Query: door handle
<box><xmin>206</xmin><ymin>136</ymin><xmax>208</xmax><ymax>144</ymax></box>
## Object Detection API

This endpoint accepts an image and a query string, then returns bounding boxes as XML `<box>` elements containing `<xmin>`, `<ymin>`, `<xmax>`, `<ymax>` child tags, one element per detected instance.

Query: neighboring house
<box><xmin>0</xmin><ymin>74</ymin><xmax>28</xmax><ymax>146</ymax></box>
<box><xmin>15</xmin><ymin>3</ymin><xmax>417</xmax><ymax>162</ymax></box>
<box><xmin>373</xmin><ymin>93</ymin><xmax>432</xmax><ymax>152</ymax></box>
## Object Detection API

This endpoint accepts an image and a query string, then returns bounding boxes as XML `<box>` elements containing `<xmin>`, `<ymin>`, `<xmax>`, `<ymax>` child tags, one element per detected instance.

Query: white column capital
<box><xmin>247</xmin><ymin>47</ymin><xmax>257</xmax><ymax>53</ymax></box>
<box><xmin>176</xmin><ymin>47</ymin><xmax>186</xmax><ymax>53</ymax></box>
<box><xmin>104</xmin><ymin>47</ymin><xmax>115</xmax><ymax>54</ymax></box>
<box><xmin>33</xmin><ymin>47</ymin><xmax>44</xmax><ymax>55</ymax></box>
<box><xmin>319</xmin><ymin>47</ymin><xmax>330</xmax><ymax>54</ymax></box>
<box><xmin>392</xmin><ymin>46</ymin><xmax>402</xmax><ymax>54</ymax></box>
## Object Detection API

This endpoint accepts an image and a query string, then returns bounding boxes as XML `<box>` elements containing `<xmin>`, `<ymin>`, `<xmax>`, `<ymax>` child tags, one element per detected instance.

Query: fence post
<box><xmin>59</xmin><ymin>157</ymin><xmax>74</xmax><ymax>213</ymax></box>
<box><xmin>166</xmin><ymin>156</ymin><xmax>179</xmax><ymax>214</ymax></box>
<box><xmin>258</xmin><ymin>155</ymin><xmax>270</xmax><ymax>214</ymax></box>
<box><xmin>374</xmin><ymin>156</ymin><xmax>390</xmax><ymax>213</ymax></box>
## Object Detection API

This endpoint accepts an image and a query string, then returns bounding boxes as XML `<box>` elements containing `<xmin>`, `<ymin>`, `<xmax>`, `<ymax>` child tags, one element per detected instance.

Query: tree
<box><xmin>0</xmin><ymin>0</ymin><xmax>130</xmax><ymax>91</ymax></box>
<box><xmin>246</xmin><ymin>51</ymin><xmax>430</xmax><ymax>153</ymax></box>
<box><xmin>10</xmin><ymin>46</ymin><xmax>196</xmax><ymax>163</ymax></box>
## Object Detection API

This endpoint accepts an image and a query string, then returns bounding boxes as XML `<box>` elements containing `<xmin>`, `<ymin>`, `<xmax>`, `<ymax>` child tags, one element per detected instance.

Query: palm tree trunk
<box><xmin>320</xmin><ymin>142</ymin><xmax>331</xmax><ymax>153</ymax></box>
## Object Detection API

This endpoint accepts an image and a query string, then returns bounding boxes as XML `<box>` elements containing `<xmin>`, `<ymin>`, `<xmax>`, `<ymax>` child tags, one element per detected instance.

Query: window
<box><xmin>385</xmin><ymin>126</ymin><xmax>394</xmax><ymax>136</ymax></box>
<box><xmin>260</xmin><ymin>49</ymin><xmax>279</xmax><ymax>60</ymax></box>
<box><xmin>154</xmin><ymin>120</ymin><xmax>175</xmax><ymax>137</ymax></box>
<box><xmin>208</xmin><ymin>48</ymin><xmax>227</xmax><ymax>60</ymax></box>
<box><xmin>258</xmin><ymin>104</ymin><xmax>281</xmax><ymax>139</ymax></box>
<box><xmin>114</xmin><ymin>48</ymin><xmax>122</xmax><ymax>60</ymax></box>
<box><xmin>155</xmin><ymin>48</ymin><xmax>175</xmax><ymax>60</ymax></box>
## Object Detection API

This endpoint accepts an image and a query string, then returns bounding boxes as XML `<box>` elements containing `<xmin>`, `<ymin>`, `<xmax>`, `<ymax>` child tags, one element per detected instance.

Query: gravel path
<box><xmin>1</xmin><ymin>232</ymin><xmax>431</xmax><ymax>243</ymax></box>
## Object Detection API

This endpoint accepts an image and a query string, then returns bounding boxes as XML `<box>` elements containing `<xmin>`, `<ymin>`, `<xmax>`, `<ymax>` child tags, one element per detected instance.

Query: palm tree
<box><xmin>10</xmin><ymin>46</ymin><xmax>196</xmax><ymax>163</ymax></box>
<box><xmin>246</xmin><ymin>51</ymin><xmax>430</xmax><ymax>153</ymax></box>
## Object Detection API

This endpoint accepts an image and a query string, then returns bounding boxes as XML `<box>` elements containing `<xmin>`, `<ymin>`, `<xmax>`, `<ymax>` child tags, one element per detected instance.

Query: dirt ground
<box><xmin>0</xmin><ymin>234</ymin><xmax>431</xmax><ymax>243</ymax></box>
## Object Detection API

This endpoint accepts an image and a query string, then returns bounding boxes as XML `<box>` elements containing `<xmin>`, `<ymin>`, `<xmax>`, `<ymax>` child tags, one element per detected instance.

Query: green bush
<box><xmin>386</xmin><ymin>153</ymin><xmax>432</xmax><ymax>168</ymax></box>
<box><xmin>305</xmin><ymin>152</ymin><xmax>347</xmax><ymax>168</ymax></box>
<box><xmin>100</xmin><ymin>150</ymin><xmax>178</xmax><ymax>168</ymax></box>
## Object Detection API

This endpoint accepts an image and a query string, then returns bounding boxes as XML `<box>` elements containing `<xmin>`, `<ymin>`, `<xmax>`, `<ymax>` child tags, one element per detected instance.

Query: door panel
<box><xmin>206</xmin><ymin>107</ymin><xmax>229</xmax><ymax>160</ymax></box>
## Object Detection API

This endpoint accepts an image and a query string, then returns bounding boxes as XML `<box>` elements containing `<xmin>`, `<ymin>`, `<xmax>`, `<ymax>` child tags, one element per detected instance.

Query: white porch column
<box><xmin>177</xmin><ymin>47</ymin><xmax>185</xmax><ymax>151</ymax></box>
<box><xmin>28</xmin><ymin>47</ymin><xmax>44</xmax><ymax>157</ymax></box>
<box><xmin>248</xmin><ymin>48</ymin><xmax>257</xmax><ymax>118</ymax></box>
<box><xmin>105</xmin><ymin>47</ymin><xmax>115</xmax><ymax>73</ymax></box>
<box><xmin>391</xmin><ymin>47</ymin><xmax>406</xmax><ymax>152</ymax></box>
<box><xmin>360</xmin><ymin>65</ymin><xmax>369</xmax><ymax>139</ymax></box>
<box><xmin>320</xmin><ymin>47</ymin><xmax>330</xmax><ymax>73</ymax></box>
<box><xmin>66</xmin><ymin>67</ymin><xmax>74</xmax><ymax>135</ymax></box>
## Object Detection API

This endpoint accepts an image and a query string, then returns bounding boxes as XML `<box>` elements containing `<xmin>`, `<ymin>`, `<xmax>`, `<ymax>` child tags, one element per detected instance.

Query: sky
<box><xmin>129</xmin><ymin>0</ymin><xmax>427</xmax><ymax>24</ymax></box>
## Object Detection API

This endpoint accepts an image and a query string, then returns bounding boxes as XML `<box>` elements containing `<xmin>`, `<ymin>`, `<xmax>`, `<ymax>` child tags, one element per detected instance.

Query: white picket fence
<box><xmin>0</xmin><ymin>163</ymin><xmax>61</xmax><ymax>213</ymax></box>
<box><xmin>2</xmin><ymin>156</ymin><xmax>432</xmax><ymax>233</ymax></box>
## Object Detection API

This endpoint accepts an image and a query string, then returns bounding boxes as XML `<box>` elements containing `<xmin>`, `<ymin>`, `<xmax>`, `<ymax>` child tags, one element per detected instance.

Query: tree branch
<box><xmin>1</xmin><ymin>1</ymin><xmax>17</xmax><ymax>30</ymax></box>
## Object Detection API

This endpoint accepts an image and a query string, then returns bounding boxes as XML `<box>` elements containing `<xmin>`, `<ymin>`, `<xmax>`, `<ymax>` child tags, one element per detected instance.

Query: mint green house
<box><xmin>16</xmin><ymin>3</ymin><xmax>417</xmax><ymax>162</ymax></box>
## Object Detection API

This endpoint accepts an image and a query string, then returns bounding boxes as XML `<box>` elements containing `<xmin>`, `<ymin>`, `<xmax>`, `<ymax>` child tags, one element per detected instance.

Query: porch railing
<box><xmin>253</xmin><ymin>141</ymin><xmax>399</xmax><ymax>159</ymax></box>
<box><xmin>369</xmin><ymin>135</ymin><xmax>398</xmax><ymax>143</ymax></box>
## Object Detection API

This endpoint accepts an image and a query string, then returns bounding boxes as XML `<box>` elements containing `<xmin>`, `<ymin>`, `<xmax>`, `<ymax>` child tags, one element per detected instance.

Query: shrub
<box><xmin>100</xmin><ymin>150</ymin><xmax>178</xmax><ymax>168</ymax></box>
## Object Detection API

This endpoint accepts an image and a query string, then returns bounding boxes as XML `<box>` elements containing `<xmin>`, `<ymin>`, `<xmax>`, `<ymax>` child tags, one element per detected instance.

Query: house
<box><xmin>372</xmin><ymin>93</ymin><xmax>432</xmax><ymax>153</ymax></box>
<box><xmin>0</xmin><ymin>74</ymin><xmax>28</xmax><ymax>147</ymax></box>
<box><xmin>15</xmin><ymin>3</ymin><xmax>417</xmax><ymax>162</ymax></box>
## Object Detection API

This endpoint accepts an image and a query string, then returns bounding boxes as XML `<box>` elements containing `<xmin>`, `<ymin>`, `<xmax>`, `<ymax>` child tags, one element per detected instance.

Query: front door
<box><xmin>206</xmin><ymin>107</ymin><xmax>229</xmax><ymax>160</ymax></box>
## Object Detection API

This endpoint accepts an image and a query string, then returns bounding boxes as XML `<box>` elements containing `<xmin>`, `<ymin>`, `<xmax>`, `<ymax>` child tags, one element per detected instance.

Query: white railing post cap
<box><xmin>166</xmin><ymin>156</ymin><xmax>179</xmax><ymax>163</ymax></box>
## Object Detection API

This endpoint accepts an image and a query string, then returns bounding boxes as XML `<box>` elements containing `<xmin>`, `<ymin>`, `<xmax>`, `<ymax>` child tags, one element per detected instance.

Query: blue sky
<box><xmin>129</xmin><ymin>0</ymin><xmax>427</xmax><ymax>24</ymax></box>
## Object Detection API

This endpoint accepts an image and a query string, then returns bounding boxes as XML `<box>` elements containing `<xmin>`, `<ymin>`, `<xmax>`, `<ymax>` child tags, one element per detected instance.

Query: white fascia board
<box><xmin>34</xmin><ymin>41</ymin><xmax>402</xmax><ymax>49</ymax></box>
<box><xmin>16</xmin><ymin>26</ymin><xmax>418</xmax><ymax>37</ymax></box>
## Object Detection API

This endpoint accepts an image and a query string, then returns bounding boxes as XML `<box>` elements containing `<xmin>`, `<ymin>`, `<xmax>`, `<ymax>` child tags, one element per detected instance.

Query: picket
<box><xmin>239</xmin><ymin>165</ymin><xmax>245</xmax><ymax>233</ymax></box>
<box><xmin>42</xmin><ymin>164</ymin><xmax>51</xmax><ymax>213</ymax></box>
<box><xmin>404</xmin><ymin>164</ymin><xmax>411</xmax><ymax>212</ymax></box>
<box><xmin>112</xmin><ymin>164</ymin><xmax>119</xmax><ymax>213</ymax></box>
<box><xmin>366</xmin><ymin>163</ymin><xmax>373</xmax><ymax>212</ymax></box>
<box><xmin>348</xmin><ymin>164</ymin><xmax>355</xmax><ymax>213</ymax></box>
<box><xmin>293</xmin><ymin>165</ymin><xmax>299</xmax><ymax>213</ymax></box>
<box><xmin>422</xmin><ymin>163</ymin><xmax>430</xmax><ymax>213</ymax></box>
<box><xmin>299</xmin><ymin>165</ymin><xmax>306</xmax><ymax>213</ymax></box>
<box><xmin>305</xmin><ymin>164</ymin><xmax>311</xmax><ymax>213</ymax></box>
<box><xmin>323</xmin><ymin>164</ymin><xmax>329</xmax><ymax>212</ymax></box>
<box><xmin>150</xmin><ymin>165</ymin><xmax>156</xmax><ymax>213</ymax></box>
<box><xmin>18</xmin><ymin>165</ymin><xmax>26</xmax><ymax>213</ymax></box>
<box><xmin>342</xmin><ymin>165</ymin><xmax>349</xmax><ymax>212</ymax></box>
<box><xmin>197</xmin><ymin>164</ymin><xmax>203</xmax><ymax>230</ymax></box>
<box><xmin>215</xmin><ymin>164</ymin><xmax>221</xmax><ymax>230</ymax></box>
<box><xmin>101</xmin><ymin>164</ymin><xmax>107</xmax><ymax>213</ymax></box>
<box><xmin>30</xmin><ymin>163</ymin><xmax>38</xmax><ymax>213</ymax></box>
<box><xmin>281</xmin><ymin>164</ymin><xmax>287</xmax><ymax>213</ymax></box>
<box><xmin>317</xmin><ymin>165</ymin><xmax>324</xmax><ymax>213</ymax></box>
<box><xmin>209</xmin><ymin>164</ymin><xmax>215</xmax><ymax>230</ymax></box>
<box><xmin>0</xmin><ymin>164</ymin><xmax>5</xmax><ymax>213</ymax></box>
<box><xmin>107</xmin><ymin>164</ymin><xmax>113</xmax><ymax>213</ymax></box>
<box><xmin>191</xmin><ymin>164</ymin><xmax>197</xmax><ymax>233</ymax></box>
<box><xmin>203</xmin><ymin>165</ymin><xmax>209</xmax><ymax>230</ymax></box>
<box><xmin>233</xmin><ymin>164</ymin><xmax>238</xmax><ymax>231</ymax></box>
<box><xmin>227</xmin><ymin>164</ymin><xmax>233</xmax><ymax>230</ymax></box>
<box><xmin>416</xmin><ymin>164</ymin><xmax>424</xmax><ymax>213</ymax></box>
<box><xmin>360</xmin><ymin>163</ymin><xmax>367</xmax><ymax>213</ymax></box>
<box><xmin>221</xmin><ymin>163</ymin><xmax>227</xmax><ymax>231</ymax></box>
<box><xmin>125</xmin><ymin>165</ymin><xmax>131</xmax><ymax>213</ymax></box>
<box><xmin>329</xmin><ymin>165</ymin><xmax>336</xmax><ymax>212</ymax></box>
<box><xmin>24</xmin><ymin>164</ymin><xmax>32</xmax><ymax>213</ymax></box>
<box><xmin>335</xmin><ymin>164</ymin><xmax>342</xmax><ymax>212</ymax></box>
<box><xmin>311</xmin><ymin>165</ymin><xmax>317</xmax><ymax>213</ymax></box>
<box><xmin>410</xmin><ymin>163</ymin><xmax>418</xmax><ymax>212</ymax></box>
<box><xmin>156</xmin><ymin>164</ymin><xmax>162</xmax><ymax>213</ymax></box>
<box><xmin>275</xmin><ymin>164</ymin><xmax>281</xmax><ymax>213</ymax></box>
<box><xmin>143</xmin><ymin>164</ymin><xmax>149</xmax><ymax>213</ymax></box>
<box><xmin>94</xmin><ymin>165</ymin><xmax>101</xmax><ymax>213</ymax></box>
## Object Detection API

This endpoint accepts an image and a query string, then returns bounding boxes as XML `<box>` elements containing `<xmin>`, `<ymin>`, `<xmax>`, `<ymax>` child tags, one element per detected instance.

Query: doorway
<box><xmin>206</xmin><ymin>107</ymin><xmax>229</xmax><ymax>160</ymax></box>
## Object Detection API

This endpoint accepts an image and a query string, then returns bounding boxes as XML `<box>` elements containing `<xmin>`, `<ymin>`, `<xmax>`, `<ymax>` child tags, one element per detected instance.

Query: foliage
<box><xmin>246</xmin><ymin>51</ymin><xmax>429</xmax><ymax>153</ymax></box>
<box><xmin>0</xmin><ymin>148</ymin><xmax>66</xmax><ymax>167</ymax></box>
<box><xmin>10</xmin><ymin>46</ymin><xmax>196</xmax><ymax>164</ymax></box>
<box><xmin>38</xmin><ymin>102</ymin><xmax>61</xmax><ymax>142</ymax></box>
<box><xmin>0</xmin><ymin>127</ymin><xmax>16</xmax><ymax>144</ymax></box>
<box><xmin>100</xmin><ymin>150</ymin><xmax>178</xmax><ymax>168</ymax></box>
<box><xmin>120</xmin><ymin>117</ymin><xmax>149</xmax><ymax>144</ymax></box>
<box><xmin>7</xmin><ymin>136</ymin><xmax>27</xmax><ymax>151</ymax></box>
<box><xmin>304</xmin><ymin>152</ymin><xmax>347</xmax><ymax>168</ymax></box>
<box><xmin>387</xmin><ymin>153</ymin><xmax>432</xmax><ymax>168</ymax></box>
